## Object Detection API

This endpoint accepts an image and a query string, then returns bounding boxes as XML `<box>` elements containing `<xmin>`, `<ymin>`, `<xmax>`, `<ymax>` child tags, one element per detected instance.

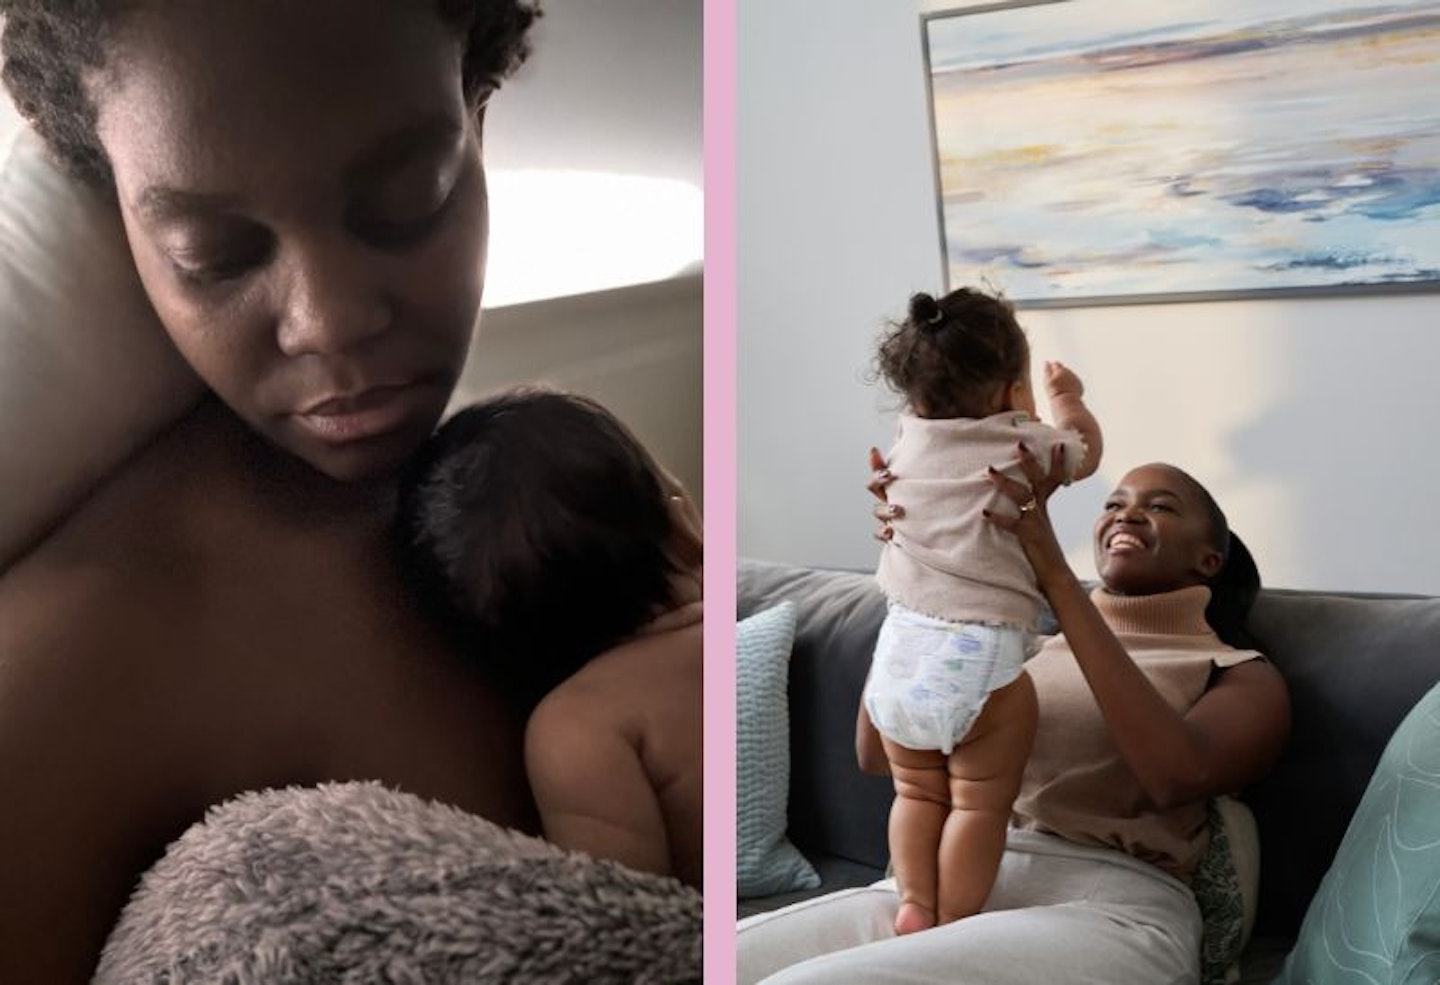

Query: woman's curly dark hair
<box><xmin>0</xmin><ymin>0</ymin><xmax>540</xmax><ymax>189</ymax></box>
<box><xmin>872</xmin><ymin>287</ymin><xmax>1029</xmax><ymax>419</ymax></box>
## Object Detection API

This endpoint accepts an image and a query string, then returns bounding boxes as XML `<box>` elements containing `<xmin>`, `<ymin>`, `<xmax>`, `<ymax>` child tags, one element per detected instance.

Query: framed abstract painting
<box><xmin>923</xmin><ymin>0</ymin><xmax>1440</xmax><ymax>306</ymax></box>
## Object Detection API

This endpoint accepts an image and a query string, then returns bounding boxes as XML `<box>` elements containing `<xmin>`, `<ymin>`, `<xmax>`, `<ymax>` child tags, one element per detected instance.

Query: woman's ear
<box><xmin>1194</xmin><ymin>546</ymin><xmax>1225</xmax><ymax>581</ymax></box>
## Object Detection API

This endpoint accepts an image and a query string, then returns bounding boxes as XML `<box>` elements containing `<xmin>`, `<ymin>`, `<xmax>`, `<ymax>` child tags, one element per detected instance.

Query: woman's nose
<box><xmin>1115</xmin><ymin>503</ymin><xmax>1145</xmax><ymax>523</ymax></box>
<box><xmin>275</xmin><ymin>238</ymin><xmax>391</xmax><ymax>357</ymax></box>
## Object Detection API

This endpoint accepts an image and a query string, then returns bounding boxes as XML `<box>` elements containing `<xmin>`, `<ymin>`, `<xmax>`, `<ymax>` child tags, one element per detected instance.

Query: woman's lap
<box><xmin>737</xmin><ymin>830</ymin><xmax>1203</xmax><ymax>985</ymax></box>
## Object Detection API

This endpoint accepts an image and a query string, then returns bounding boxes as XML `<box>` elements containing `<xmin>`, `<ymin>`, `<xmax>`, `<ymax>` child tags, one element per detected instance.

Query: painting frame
<box><xmin>922</xmin><ymin>0</ymin><xmax>1440</xmax><ymax>308</ymax></box>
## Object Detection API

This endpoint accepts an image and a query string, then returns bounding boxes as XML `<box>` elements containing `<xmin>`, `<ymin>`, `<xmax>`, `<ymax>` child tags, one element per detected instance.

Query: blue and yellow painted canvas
<box><xmin>925</xmin><ymin>0</ymin><xmax>1440</xmax><ymax>305</ymax></box>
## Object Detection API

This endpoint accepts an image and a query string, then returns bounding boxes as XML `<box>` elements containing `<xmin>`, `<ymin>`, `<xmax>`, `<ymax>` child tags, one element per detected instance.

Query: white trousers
<box><xmin>737</xmin><ymin>829</ymin><xmax>1203</xmax><ymax>985</ymax></box>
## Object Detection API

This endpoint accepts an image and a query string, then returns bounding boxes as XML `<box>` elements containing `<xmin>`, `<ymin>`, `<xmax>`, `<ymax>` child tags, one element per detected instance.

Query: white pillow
<box><xmin>0</xmin><ymin>84</ymin><xmax>203</xmax><ymax>570</ymax></box>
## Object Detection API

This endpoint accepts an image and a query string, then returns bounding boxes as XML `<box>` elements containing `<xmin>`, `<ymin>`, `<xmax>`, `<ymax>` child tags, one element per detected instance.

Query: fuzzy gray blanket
<box><xmin>94</xmin><ymin>782</ymin><xmax>702</xmax><ymax>984</ymax></box>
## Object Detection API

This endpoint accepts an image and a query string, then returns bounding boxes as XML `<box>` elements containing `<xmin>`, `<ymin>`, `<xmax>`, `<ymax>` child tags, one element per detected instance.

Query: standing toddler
<box><xmin>867</xmin><ymin>287</ymin><xmax>1102</xmax><ymax>933</ymax></box>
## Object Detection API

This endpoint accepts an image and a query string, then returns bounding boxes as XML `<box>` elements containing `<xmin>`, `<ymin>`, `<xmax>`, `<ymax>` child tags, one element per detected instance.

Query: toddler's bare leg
<box><xmin>937</xmin><ymin>672</ymin><xmax>1038</xmax><ymax>924</ymax></box>
<box><xmin>882</xmin><ymin>738</ymin><xmax>949</xmax><ymax>935</ymax></box>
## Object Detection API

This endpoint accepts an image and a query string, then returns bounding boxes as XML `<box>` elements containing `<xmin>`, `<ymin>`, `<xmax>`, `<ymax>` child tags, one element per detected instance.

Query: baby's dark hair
<box><xmin>873</xmin><ymin>287</ymin><xmax>1029</xmax><ymax>419</ymax></box>
<box><xmin>1166</xmin><ymin>465</ymin><xmax>1261</xmax><ymax>649</ymax></box>
<box><xmin>397</xmin><ymin>387</ymin><xmax>678</xmax><ymax>705</ymax></box>
<box><xmin>0</xmin><ymin>0</ymin><xmax>540</xmax><ymax>190</ymax></box>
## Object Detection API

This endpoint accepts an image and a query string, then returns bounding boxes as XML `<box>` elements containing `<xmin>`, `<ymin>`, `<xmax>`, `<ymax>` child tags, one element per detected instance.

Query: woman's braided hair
<box><xmin>0</xmin><ymin>0</ymin><xmax>540</xmax><ymax>190</ymax></box>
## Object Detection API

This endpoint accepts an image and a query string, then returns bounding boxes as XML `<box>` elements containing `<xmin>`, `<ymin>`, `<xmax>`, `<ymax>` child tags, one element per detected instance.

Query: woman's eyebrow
<box><xmin>134</xmin><ymin>187</ymin><xmax>241</xmax><ymax>222</ymax></box>
<box><xmin>1107</xmin><ymin>487</ymin><xmax>1184</xmax><ymax>502</ymax></box>
<box><xmin>347</xmin><ymin>114</ymin><xmax>465</xmax><ymax>181</ymax></box>
<box><xmin>132</xmin><ymin>116</ymin><xmax>464</xmax><ymax>220</ymax></box>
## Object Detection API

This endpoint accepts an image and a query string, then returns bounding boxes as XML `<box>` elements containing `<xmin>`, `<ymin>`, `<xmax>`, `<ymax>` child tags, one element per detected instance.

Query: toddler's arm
<box><xmin>525</xmin><ymin>685</ymin><xmax>672</xmax><ymax>878</ymax></box>
<box><xmin>1044</xmin><ymin>361</ymin><xmax>1102</xmax><ymax>480</ymax></box>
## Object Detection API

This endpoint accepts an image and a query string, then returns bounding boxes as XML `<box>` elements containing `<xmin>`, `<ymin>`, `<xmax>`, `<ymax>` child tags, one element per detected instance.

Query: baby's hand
<box><xmin>1044</xmin><ymin>361</ymin><xmax>1084</xmax><ymax>400</ymax></box>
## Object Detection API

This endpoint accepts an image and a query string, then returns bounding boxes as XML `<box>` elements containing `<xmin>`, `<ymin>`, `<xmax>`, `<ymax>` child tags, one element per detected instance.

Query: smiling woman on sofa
<box><xmin>738</xmin><ymin>449</ymin><xmax>1292</xmax><ymax>985</ymax></box>
<box><xmin>0</xmin><ymin>3</ymin><xmax>555</xmax><ymax>982</ymax></box>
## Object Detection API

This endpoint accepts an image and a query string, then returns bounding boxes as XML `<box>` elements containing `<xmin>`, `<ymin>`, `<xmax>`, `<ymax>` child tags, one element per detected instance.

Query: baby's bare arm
<box><xmin>1044</xmin><ymin>361</ymin><xmax>1103</xmax><ymax>480</ymax></box>
<box><xmin>524</xmin><ymin>685</ymin><xmax>672</xmax><ymax>878</ymax></box>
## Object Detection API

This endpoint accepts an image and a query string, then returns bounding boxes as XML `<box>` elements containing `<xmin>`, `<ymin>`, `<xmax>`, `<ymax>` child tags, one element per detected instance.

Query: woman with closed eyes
<box><xmin>0</xmin><ymin>3</ymin><xmax>546</xmax><ymax>981</ymax></box>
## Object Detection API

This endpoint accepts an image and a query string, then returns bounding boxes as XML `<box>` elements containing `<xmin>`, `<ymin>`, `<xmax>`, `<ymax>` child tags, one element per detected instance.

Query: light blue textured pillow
<box><xmin>736</xmin><ymin>602</ymin><xmax>820</xmax><ymax>898</ymax></box>
<box><xmin>1273</xmin><ymin>681</ymin><xmax>1440</xmax><ymax>985</ymax></box>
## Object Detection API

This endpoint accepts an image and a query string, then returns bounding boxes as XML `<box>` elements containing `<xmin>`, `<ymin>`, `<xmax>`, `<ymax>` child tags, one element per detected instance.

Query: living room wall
<box><xmin>738</xmin><ymin>0</ymin><xmax>1440</xmax><ymax>594</ymax></box>
<box><xmin>455</xmin><ymin>273</ymin><xmax>703</xmax><ymax>508</ymax></box>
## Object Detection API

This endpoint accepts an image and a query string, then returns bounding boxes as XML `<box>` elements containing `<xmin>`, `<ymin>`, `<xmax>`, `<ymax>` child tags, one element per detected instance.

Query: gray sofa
<box><xmin>737</xmin><ymin>557</ymin><xmax>1440</xmax><ymax>982</ymax></box>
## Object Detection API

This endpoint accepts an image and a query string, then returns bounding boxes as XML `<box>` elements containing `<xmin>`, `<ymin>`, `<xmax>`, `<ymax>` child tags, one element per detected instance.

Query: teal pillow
<box><xmin>736</xmin><ymin>602</ymin><xmax>820</xmax><ymax>898</ymax></box>
<box><xmin>1273</xmin><ymin>681</ymin><xmax>1440</xmax><ymax>985</ymax></box>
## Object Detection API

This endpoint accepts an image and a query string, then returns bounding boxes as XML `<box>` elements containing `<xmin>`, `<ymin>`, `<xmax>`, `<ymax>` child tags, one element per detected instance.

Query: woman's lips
<box><xmin>1106</xmin><ymin>530</ymin><xmax>1147</xmax><ymax>554</ymax></box>
<box><xmin>296</xmin><ymin>382</ymin><xmax>430</xmax><ymax>443</ymax></box>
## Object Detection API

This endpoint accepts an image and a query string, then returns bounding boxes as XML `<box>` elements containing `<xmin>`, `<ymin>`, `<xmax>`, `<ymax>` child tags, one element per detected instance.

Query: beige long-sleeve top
<box><xmin>876</xmin><ymin>411</ymin><xmax>1086</xmax><ymax>629</ymax></box>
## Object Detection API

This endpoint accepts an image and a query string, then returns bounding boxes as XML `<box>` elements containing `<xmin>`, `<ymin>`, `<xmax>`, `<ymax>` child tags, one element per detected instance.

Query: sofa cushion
<box><xmin>738</xmin><ymin>560</ymin><xmax>893</xmax><ymax>874</ymax></box>
<box><xmin>1272</xmin><ymin>680</ymin><xmax>1440</xmax><ymax>985</ymax></box>
<box><xmin>1244</xmin><ymin>590</ymin><xmax>1440</xmax><ymax>937</ymax></box>
<box><xmin>0</xmin><ymin>88</ymin><xmax>202</xmax><ymax>571</ymax></box>
<box><xmin>737</xmin><ymin>602</ymin><xmax>821</xmax><ymax>897</ymax></box>
<box><xmin>1195</xmin><ymin>797</ymin><xmax>1261</xmax><ymax>985</ymax></box>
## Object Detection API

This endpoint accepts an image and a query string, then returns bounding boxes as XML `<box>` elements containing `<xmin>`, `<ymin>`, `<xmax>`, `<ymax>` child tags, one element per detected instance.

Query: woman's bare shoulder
<box><xmin>0</xmin><ymin>413</ymin><xmax>205</xmax><ymax>703</ymax></box>
<box><xmin>0</xmin><ymin>519</ymin><xmax>211</xmax><ymax>983</ymax></box>
<box><xmin>5</xmin><ymin>401</ymin><xmax>227</xmax><ymax>577</ymax></box>
<box><xmin>0</xmin><ymin>403</ymin><xmax>217</xmax><ymax>803</ymax></box>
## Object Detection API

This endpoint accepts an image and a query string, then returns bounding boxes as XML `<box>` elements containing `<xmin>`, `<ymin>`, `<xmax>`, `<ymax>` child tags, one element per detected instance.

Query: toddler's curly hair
<box><xmin>873</xmin><ymin>287</ymin><xmax>1029</xmax><ymax>419</ymax></box>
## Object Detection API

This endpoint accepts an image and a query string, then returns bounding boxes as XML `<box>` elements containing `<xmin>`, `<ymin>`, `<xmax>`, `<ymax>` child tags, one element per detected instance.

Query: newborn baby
<box><xmin>398</xmin><ymin>387</ymin><xmax>703</xmax><ymax>888</ymax></box>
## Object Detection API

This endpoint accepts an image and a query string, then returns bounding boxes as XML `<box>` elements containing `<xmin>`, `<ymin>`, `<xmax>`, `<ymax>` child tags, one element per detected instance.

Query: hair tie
<box><xmin>907</xmin><ymin>292</ymin><xmax>946</xmax><ymax>332</ymax></box>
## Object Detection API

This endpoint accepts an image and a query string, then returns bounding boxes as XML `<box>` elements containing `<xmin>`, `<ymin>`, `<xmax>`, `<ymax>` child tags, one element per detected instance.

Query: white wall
<box><xmin>453</xmin><ymin>273</ymin><xmax>703</xmax><ymax>508</ymax></box>
<box><xmin>738</xmin><ymin>0</ymin><xmax>1440</xmax><ymax>595</ymax></box>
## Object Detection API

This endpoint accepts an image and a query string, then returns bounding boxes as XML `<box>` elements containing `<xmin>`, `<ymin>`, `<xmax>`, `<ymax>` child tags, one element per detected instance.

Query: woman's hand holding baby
<box><xmin>870</xmin><ymin>439</ymin><xmax>1077</xmax><ymax>594</ymax></box>
<box><xmin>982</xmin><ymin>443</ymin><xmax>1074</xmax><ymax>593</ymax></box>
<box><xmin>868</xmin><ymin>446</ymin><xmax>901</xmax><ymax>542</ymax></box>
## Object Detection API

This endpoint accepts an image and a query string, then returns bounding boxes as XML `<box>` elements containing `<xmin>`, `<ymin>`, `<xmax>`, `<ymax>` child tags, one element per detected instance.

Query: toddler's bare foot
<box><xmin>894</xmin><ymin>900</ymin><xmax>936</xmax><ymax>936</ymax></box>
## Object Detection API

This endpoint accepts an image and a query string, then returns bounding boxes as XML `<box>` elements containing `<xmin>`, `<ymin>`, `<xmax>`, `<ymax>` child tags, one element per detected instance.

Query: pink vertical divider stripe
<box><xmin>702</xmin><ymin>0</ymin><xmax>738</xmax><ymax>980</ymax></box>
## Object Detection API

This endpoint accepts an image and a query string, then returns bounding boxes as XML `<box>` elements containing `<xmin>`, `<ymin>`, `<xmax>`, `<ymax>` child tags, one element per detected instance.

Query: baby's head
<box><xmin>874</xmin><ymin>287</ymin><xmax>1034</xmax><ymax>420</ymax></box>
<box><xmin>398</xmin><ymin>387</ymin><xmax>678</xmax><ymax>702</ymax></box>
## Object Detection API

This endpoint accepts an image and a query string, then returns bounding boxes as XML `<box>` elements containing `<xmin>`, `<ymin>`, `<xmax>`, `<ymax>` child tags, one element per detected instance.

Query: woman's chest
<box><xmin>1026</xmin><ymin>640</ymin><xmax>1217</xmax><ymax>754</ymax></box>
<box><xmin>154</xmin><ymin>524</ymin><xmax>536</xmax><ymax>831</ymax></box>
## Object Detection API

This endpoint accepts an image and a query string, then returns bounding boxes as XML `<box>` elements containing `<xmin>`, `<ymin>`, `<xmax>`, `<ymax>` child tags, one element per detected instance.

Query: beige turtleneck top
<box><xmin>1011</xmin><ymin>585</ymin><xmax>1262</xmax><ymax>881</ymax></box>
